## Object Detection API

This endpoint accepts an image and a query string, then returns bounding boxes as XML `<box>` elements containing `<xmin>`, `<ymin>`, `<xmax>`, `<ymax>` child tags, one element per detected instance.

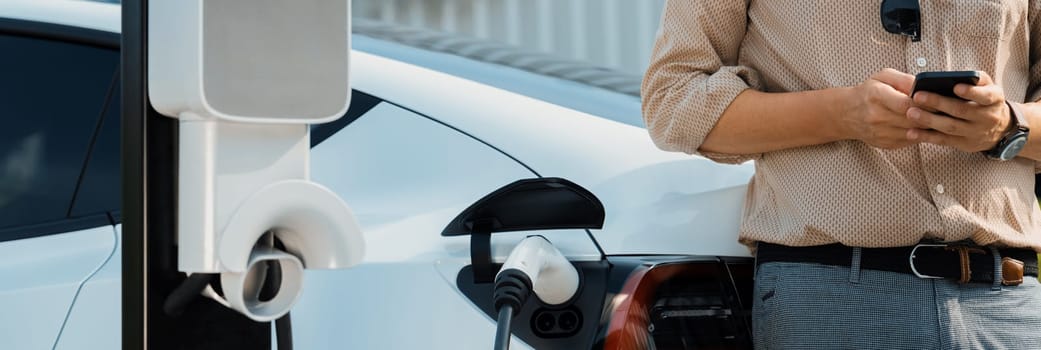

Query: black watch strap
<box><xmin>1007</xmin><ymin>101</ymin><xmax>1029</xmax><ymax>133</ymax></box>
<box><xmin>984</xmin><ymin>101</ymin><xmax>1030</xmax><ymax>160</ymax></box>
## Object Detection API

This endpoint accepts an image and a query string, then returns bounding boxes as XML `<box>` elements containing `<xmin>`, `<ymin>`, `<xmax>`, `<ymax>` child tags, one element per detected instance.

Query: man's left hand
<box><xmin>904</xmin><ymin>71</ymin><xmax>1012</xmax><ymax>153</ymax></box>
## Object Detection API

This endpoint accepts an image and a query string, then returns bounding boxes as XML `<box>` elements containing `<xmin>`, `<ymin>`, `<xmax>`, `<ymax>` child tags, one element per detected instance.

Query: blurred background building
<box><xmin>352</xmin><ymin>0</ymin><xmax>666</xmax><ymax>76</ymax></box>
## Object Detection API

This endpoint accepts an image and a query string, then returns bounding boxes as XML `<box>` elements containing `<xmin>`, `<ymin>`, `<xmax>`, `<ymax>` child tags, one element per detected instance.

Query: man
<box><xmin>642</xmin><ymin>1</ymin><xmax>1041</xmax><ymax>349</ymax></box>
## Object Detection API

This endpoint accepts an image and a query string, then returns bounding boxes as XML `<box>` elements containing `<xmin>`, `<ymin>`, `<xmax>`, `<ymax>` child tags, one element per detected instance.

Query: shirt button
<box><xmin>935</xmin><ymin>184</ymin><xmax>945</xmax><ymax>194</ymax></box>
<box><xmin>916</xmin><ymin>57</ymin><xmax>928</xmax><ymax>67</ymax></box>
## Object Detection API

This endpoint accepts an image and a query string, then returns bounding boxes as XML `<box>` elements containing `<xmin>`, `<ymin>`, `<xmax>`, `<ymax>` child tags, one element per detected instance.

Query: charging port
<box><xmin>531</xmin><ymin>306</ymin><xmax>583</xmax><ymax>338</ymax></box>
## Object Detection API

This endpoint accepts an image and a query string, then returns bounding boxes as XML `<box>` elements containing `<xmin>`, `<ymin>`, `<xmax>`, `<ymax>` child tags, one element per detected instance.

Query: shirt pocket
<box><xmin>953</xmin><ymin>0</ymin><xmax>1024</xmax><ymax>41</ymax></box>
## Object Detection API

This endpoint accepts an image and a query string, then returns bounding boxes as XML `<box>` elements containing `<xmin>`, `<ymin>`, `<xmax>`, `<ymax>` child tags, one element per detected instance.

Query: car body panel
<box><xmin>351</xmin><ymin>34</ymin><xmax>644</xmax><ymax>129</ymax></box>
<box><xmin>0</xmin><ymin>225</ymin><xmax>116</xmax><ymax>349</ymax></box>
<box><xmin>304</xmin><ymin>100</ymin><xmax>605</xmax><ymax>350</ymax></box>
<box><xmin>53</xmin><ymin>226</ymin><xmax>121</xmax><ymax>350</ymax></box>
<box><xmin>311</xmin><ymin>102</ymin><xmax>603</xmax><ymax>262</ymax></box>
<box><xmin>351</xmin><ymin>51</ymin><xmax>755</xmax><ymax>257</ymax></box>
<box><xmin>0</xmin><ymin>0</ymin><xmax>119</xmax><ymax>33</ymax></box>
<box><xmin>293</xmin><ymin>264</ymin><xmax>534</xmax><ymax>350</ymax></box>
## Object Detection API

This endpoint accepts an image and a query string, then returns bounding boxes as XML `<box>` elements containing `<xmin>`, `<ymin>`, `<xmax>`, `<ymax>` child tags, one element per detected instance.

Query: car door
<box><xmin>0</xmin><ymin>29</ymin><xmax>120</xmax><ymax>349</ymax></box>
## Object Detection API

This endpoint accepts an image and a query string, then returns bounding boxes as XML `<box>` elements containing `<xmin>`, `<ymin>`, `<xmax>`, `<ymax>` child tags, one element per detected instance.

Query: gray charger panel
<box><xmin>203</xmin><ymin>0</ymin><xmax>349</xmax><ymax>120</ymax></box>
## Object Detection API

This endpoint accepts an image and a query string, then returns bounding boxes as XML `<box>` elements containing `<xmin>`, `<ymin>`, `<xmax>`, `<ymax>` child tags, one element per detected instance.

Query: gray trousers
<box><xmin>753</xmin><ymin>254</ymin><xmax>1041</xmax><ymax>349</ymax></box>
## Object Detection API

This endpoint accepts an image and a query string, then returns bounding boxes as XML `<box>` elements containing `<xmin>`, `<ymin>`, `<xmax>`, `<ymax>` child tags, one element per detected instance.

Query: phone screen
<box><xmin>912</xmin><ymin>71</ymin><xmax>980</xmax><ymax>99</ymax></box>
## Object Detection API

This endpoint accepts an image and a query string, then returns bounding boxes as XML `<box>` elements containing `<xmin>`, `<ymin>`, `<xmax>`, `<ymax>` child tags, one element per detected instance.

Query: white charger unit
<box><xmin>148</xmin><ymin>0</ymin><xmax>363</xmax><ymax>321</ymax></box>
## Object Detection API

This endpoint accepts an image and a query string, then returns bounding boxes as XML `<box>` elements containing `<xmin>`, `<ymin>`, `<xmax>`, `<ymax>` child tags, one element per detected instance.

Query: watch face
<box><xmin>1000</xmin><ymin>134</ymin><xmax>1029</xmax><ymax>160</ymax></box>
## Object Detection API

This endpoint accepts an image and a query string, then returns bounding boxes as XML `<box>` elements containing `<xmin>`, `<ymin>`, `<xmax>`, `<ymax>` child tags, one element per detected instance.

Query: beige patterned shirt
<box><xmin>643</xmin><ymin>0</ymin><xmax>1041</xmax><ymax>251</ymax></box>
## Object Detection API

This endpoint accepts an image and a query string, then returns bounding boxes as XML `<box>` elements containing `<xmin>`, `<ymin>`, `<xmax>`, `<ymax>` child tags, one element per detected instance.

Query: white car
<box><xmin>0</xmin><ymin>1</ymin><xmax>756</xmax><ymax>349</ymax></box>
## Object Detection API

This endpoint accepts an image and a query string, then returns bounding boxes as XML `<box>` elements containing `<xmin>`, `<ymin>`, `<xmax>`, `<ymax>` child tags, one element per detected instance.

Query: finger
<box><xmin>975</xmin><ymin>70</ymin><xmax>993</xmax><ymax>86</ymax></box>
<box><xmin>872</xmin><ymin>68</ymin><xmax>915</xmax><ymax>95</ymax></box>
<box><xmin>954</xmin><ymin>83</ymin><xmax>1003</xmax><ymax>106</ymax></box>
<box><xmin>913</xmin><ymin>92</ymin><xmax>974</xmax><ymax>121</ymax></box>
<box><xmin>907</xmin><ymin>107</ymin><xmax>973</xmax><ymax>137</ymax></box>
<box><xmin>882</xmin><ymin>109</ymin><xmax>917</xmax><ymax>129</ymax></box>
<box><xmin>878</xmin><ymin>88</ymin><xmax>914</xmax><ymax>118</ymax></box>
<box><xmin>918</xmin><ymin>105</ymin><xmax>940</xmax><ymax>113</ymax></box>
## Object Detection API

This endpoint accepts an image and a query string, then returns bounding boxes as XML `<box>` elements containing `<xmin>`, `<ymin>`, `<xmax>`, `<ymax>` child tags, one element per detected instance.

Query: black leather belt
<box><xmin>756</xmin><ymin>242</ymin><xmax>1038</xmax><ymax>285</ymax></box>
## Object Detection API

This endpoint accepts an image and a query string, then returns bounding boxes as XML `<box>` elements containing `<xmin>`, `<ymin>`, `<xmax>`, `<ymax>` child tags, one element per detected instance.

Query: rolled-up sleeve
<box><xmin>641</xmin><ymin>0</ymin><xmax>761</xmax><ymax>164</ymax></box>
<box><xmin>1028</xmin><ymin>1</ymin><xmax>1041</xmax><ymax>103</ymax></box>
<box><xmin>1027</xmin><ymin>1</ymin><xmax>1041</xmax><ymax>172</ymax></box>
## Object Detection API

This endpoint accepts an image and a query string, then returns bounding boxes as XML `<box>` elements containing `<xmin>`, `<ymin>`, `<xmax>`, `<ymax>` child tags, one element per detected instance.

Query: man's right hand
<box><xmin>840</xmin><ymin>68</ymin><xmax>918</xmax><ymax>149</ymax></box>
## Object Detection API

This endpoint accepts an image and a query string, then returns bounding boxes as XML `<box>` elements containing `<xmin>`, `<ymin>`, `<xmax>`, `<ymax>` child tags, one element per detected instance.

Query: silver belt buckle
<box><xmin>909</xmin><ymin>243</ymin><xmax>947</xmax><ymax>279</ymax></box>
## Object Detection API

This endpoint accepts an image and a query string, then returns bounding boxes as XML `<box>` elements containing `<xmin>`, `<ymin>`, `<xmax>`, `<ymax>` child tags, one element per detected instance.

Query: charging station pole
<box><xmin>121</xmin><ymin>0</ymin><xmax>145</xmax><ymax>346</ymax></box>
<box><xmin>122</xmin><ymin>0</ymin><xmax>271</xmax><ymax>348</ymax></box>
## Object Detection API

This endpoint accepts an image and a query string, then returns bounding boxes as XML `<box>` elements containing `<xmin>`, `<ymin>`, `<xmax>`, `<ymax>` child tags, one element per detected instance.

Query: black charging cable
<box><xmin>494</xmin><ymin>306</ymin><xmax>513</xmax><ymax>350</ymax></box>
<box><xmin>492</xmin><ymin>269</ymin><xmax>532</xmax><ymax>350</ymax></box>
<box><xmin>276</xmin><ymin>313</ymin><xmax>293</xmax><ymax>350</ymax></box>
<box><xmin>162</xmin><ymin>273</ymin><xmax>217</xmax><ymax>317</ymax></box>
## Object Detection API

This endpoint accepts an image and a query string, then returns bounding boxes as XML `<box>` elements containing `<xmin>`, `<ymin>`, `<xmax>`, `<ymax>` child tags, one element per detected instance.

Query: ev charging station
<box><xmin>122</xmin><ymin>0</ymin><xmax>360</xmax><ymax>348</ymax></box>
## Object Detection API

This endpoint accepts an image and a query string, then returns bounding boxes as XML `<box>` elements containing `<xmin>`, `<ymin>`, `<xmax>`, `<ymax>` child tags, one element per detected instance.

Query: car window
<box><xmin>70</xmin><ymin>79</ymin><xmax>120</xmax><ymax>218</ymax></box>
<box><xmin>311</xmin><ymin>89</ymin><xmax>382</xmax><ymax>146</ymax></box>
<box><xmin>0</xmin><ymin>34</ymin><xmax>118</xmax><ymax>232</ymax></box>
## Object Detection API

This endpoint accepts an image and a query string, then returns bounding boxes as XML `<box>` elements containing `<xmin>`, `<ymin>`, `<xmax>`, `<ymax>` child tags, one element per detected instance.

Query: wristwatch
<box><xmin>984</xmin><ymin>101</ymin><xmax>1030</xmax><ymax>161</ymax></box>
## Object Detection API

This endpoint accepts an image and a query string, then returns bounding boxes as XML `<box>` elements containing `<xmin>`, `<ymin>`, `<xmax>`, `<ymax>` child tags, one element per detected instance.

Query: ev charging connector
<box><xmin>493</xmin><ymin>236</ymin><xmax>580</xmax><ymax>350</ymax></box>
<box><xmin>441</xmin><ymin>178</ymin><xmax>605</xmax><ymax>350</ymax></box>
<box><xmin>147</xmin><ymin>0</ymin><xmax>363</xmax><ymax>322</ymax></box>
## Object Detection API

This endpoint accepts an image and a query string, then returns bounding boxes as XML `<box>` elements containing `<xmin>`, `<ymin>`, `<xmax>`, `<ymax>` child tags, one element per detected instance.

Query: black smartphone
<box><xmin>912</xmin><ymin>71</ymin><xmax>981</xmax><ymax>100</ymax></box>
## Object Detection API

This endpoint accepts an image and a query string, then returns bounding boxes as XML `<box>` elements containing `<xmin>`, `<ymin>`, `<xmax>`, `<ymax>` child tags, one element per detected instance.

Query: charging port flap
<box><xmin>441</xmin><ymin>177</ymin><xmax>605</xmax><ymax>283</ymax></box>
